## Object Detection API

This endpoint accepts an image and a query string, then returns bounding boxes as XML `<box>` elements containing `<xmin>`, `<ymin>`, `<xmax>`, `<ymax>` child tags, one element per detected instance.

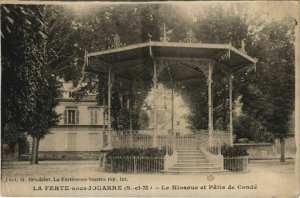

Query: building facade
<box><xmin>38</xmin><ymin>81</ymin><xmax>106</xmax><ymax>160</ymax></box>
<box><xmin>144</xmin><ymin>84</ymin><xmax>189</xmax><ymax>135</ymax></box>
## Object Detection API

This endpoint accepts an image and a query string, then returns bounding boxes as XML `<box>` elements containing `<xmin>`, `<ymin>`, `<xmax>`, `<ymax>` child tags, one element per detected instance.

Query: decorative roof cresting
<box><xmin>109</xmin><ymin>34</ymin><xmax>125</xmax><ymax>49</ymax></box>
<box><xmin>183</xmin><ymin>29</ymin><xmax>199</xmax><ymax>43</ymax></box>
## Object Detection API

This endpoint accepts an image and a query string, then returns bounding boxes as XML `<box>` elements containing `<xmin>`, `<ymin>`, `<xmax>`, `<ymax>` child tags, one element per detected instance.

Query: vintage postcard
<box><xmin>1</xmin><ymin>1</ymin><xmax>299</xmax><ymax>197</ymax></box>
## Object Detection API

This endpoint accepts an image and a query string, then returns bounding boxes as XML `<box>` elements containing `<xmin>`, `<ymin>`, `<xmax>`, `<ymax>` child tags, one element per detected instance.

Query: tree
<box><xmin>242</xmin><ymin>18</ymin><xmax>295</xmax><ymax>162</ymax></box>
<box><xmin>26</xmin><ymin>73</ymin><xmax>61</xmax><ymax>164</ymax></box>
<box><xmin>1</xmin><ymin>5</ymin><xmax>62</xmax><ymax>164</ymax></box>
<box><xmin>1</xmin><ymin>5</ymin><xmax>45</xmax><ymax>137</ymax></box>
<box><xmin>1</xmin><ymin>6</ymin><xmax>49</xmax><ymax>163</ymax></box>
<box><xmin>170</xmin><ymin>5</ymin><xmax>251</xmax><ymax>130</ymax></box>
<box><xmin>70</xmin><ymin>5</ymin><xmax>159</xmax><ymax>130</ymax></box>
<box><xmin>44</xmin><ymin>5</ymin><xmax>84</xmax><ymax>81</ymax></box>
<box><xmin>233</xmin><ymin>115</ymin><xmax>274</xmax><ymax>143</ymax></box>
<box><xmin>2</xmin><ymin>123</ymin><xmax>25</xmax><ymax>155</ymax></box>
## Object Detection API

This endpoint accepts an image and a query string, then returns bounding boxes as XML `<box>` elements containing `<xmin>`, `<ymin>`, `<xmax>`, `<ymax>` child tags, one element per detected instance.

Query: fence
<box><xmin>102</xmin><ymin>130</ymin><xmax>230</xmax><ymax>149</ymax></box>
<box><xmin>106</xmin><ymin>156</ymin><xmax>164</xmax><ymax>173</ymax></box>
<box><xmin>223</xmin><ymin>156</ymin><xmax>249</xmax><ymax>172</ymax></box>
<box><xmin>112</xmin><ymin>130</ymin><xmax>154</xmax><ymax>148</ymax></box>
<box><xmin>207</xmin><ymin>145</ymin><xmax>221</xmax><ymax>155</ymax></box>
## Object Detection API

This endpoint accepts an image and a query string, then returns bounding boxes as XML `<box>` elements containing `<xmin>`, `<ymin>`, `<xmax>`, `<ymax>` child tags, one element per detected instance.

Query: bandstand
<box><xmin>85</xmin><ymin>32</ymin><xmax>257</xmax><ymax>173</ymax></box>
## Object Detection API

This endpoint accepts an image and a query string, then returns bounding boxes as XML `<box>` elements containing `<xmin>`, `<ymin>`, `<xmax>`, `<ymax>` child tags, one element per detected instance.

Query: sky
<box><xmin>65</xmin><ymin>1</ymin><xmax>298</xmax><ymax>22</ymax></box>
<box><xmin>179</xmin><ymin>1</ymin><xmax>298</xmax><ymax>21</ymax></box>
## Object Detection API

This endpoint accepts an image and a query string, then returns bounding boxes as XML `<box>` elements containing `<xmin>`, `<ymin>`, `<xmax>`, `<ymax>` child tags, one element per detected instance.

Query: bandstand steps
<box><xmin>174</xmin><ymin>163</ymin><xmax>214</xmax><ymax>167</ymax></box>
<box><xmin>177</xmin><ymin>159</ymin><xmax>209</xmax><ymax>163</ymax></box>
<box><xmin>177</xmin><ymin>152</ymin><xmax>206</xmax><ymax>155</ymax></box>
<box><xmin>161</xmin><ymin>170</ymin><xmax>228</xmax><ymax>174</ymax></box>
<box><xmin>175</xmin><ymin>147</ymin><xmax>199</xmax><ymax>151</ymax></box>
<box><xmin>168</xmin><ymin>167</ymin><xmax>222</xmax><ymax>171</ymax></box>
<box><xmin>163</xmin><ymin>147</ymin><xmax>225</xmax><ymax>174</ymax></box>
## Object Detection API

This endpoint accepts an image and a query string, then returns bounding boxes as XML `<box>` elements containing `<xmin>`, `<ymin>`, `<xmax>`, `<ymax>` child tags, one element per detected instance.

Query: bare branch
<box><xmin>53</xmin><ymin>52</ymin><xmax>76</xmax><ymax>70</ymax></box>
<box><xmin>52</xmin><ymin>65</ymin><xmax>74</xmax><ymax>73</ymax></box>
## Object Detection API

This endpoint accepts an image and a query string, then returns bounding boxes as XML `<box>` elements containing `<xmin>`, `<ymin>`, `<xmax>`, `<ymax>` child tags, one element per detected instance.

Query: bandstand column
<box><xmin>228</xmin><ymin>72</ymin><xmax>233</xmax><ymax>146</ymax></box>
<box><xmin>128</xmin><ymin>83</ymin><xmax>133</xmax><ymax>131</ymax></box>
<box><xmin>129</xmin><ymin>84</ymin><xmax>133</xmax><ymax>147</ymax></box>
<box><xmin>171</xmin><ymin>86</ymin><xmax>174</xmax><ymax>131</ymax></box>
<box><xmin>102</xmin><ymin>87</ymin><xmax>106</xmax><ymax>130</ymax></box>
<box><xmin>129</xmin><ymin>96</ymin><xmax>133</xmax><ymax>132</ymax></box>
<box><xmin>107</xmin><ymin>66</ymin><xmax>113</xmax><ymax>148</ymax></box>
<box><xmin>208</xmin><ymin>62</ymin><xmax>213</xmax><ymax>147</ymax></box>
<box><xmin>153</xmin><ymin>61</ymin><xmax>158</xmax><ymax>147</ymax></box>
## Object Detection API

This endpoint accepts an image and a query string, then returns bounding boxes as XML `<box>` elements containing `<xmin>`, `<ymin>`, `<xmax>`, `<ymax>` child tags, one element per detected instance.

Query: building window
<box><xmin>67</xmin><ymin>133</ymin><xmax>77</xmax><ymax>151</ymax></box>
<box><xmin>69</xmin><ymin>92</ymin><xmax>75</xmax><ymax>98</ymax></box>
<box><xmin>64</xmin><ymin>109</ymin><xmax>79</xmax><ymax>125</ymax></box>
<box><xmin>90</xmin><ymin>110</ymin><xmax>98</xmax><ymax>125</ymax></box>
<box><xmin>177</xmin><ymin>121</ymin><xmax>180</xmax><ymax>126</ymax></box>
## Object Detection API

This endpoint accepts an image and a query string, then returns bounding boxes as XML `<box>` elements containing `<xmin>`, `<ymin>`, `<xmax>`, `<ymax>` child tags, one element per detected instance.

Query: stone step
<box><xmin>176</xmin><ymin>147</ymin><xmax>199</xmax><ymax>150</ymax></box>
<box><xmin>177</xmin><ymin>153</ymin><xmax>206</xmax><ymax>156</ymax></box>
<box><xmin>175</xmin><ymin>147</ymin><xmax>199</xmax><ymax>151</ymax></box>
<box><xmin>168</xmin><ymin>167</ymin><xmax>222</xmax><ymax>171</ymax></box>
<box><xmin>178</xmin><ymin>156</ymin><xmax>207</xmax><ymax>160</ymax></box>
<box><xmin>177</xmin><ymin>150</ymin><xmax>202</xmax><ymax>154</ymax></box>
<box><xmin>177</xmin><ymin>160</ymin><xmax>209</xmax><ymax>163</ymax></box>
<box><xmin>177</xmin><ymin>153</ymin><xmax>205</xmax><ymax>156</ymax></box>
<box><xmin>176</xmin><ymin>148</ymin><xmax>202</xmax><ymax>151</ymax></box>
<box><xmin>176</xmin><ymin>150</ymin><xmax>200</xmax><ymax>152</ymax></box>
<box><xmin>164</xmin><ymin>147</ymin><xmax>225</xmax><ymax>174</ymax></box>
<box><xmin>174</xmin><ymin>163</ymin><xmax>214</xmax><ymax>167</ymax></box>
<box><xmin>161</xmin><ymin>170</ymin><xmax>228</xmax><ymax>174</ymax></box>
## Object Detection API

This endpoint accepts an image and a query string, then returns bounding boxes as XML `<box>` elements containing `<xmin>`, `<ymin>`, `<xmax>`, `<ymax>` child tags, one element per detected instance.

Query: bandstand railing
<box><xmin>101</xmin><ymin>129</ymin><xmax>229</xmax><ymax>172</ymax></box>
<box><xmin>101</xmin><ymin>129</ymin><xmax>230</xmax><ymax>151</ymax></box>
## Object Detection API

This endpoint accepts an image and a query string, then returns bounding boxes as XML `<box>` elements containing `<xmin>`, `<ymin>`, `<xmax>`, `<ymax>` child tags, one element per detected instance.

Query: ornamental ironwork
<box><xmin>160</xmin><ymin>23</ymin><xmax>170</xmax><ymax>42</ymax></box>
<box><xmin>156</xmin><ymin>59</ymin><xmax>172</xmax><ymax>76</ymax></box>
<box><xmin>239</xmin><ymin>39</ymin><xmax>247</xmax><ymax>54</ymax></box>
<box><xmin>110</xmin><ymin>34</ymin><xmax>125</xmax><ymax>49</ymax></box>
<box><xmin>218</xmin><ymin>49</ymin><xmax>231</xmax><ymax>61</ymax></box>
<box><xmin>183</xmin><ymin>29</ymin><xmax>199</xmax><ymax>43</ymax></box>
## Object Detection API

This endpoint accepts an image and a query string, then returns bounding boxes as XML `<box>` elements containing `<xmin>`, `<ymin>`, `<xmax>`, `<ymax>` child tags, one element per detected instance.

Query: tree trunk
<box><xmin>35</xmin><ymin>138</ymin><xmax>40</xmax><ymax>164</ymax></box>
<box><xmin>1</xmin><ymin>143</ymin><xmax>4</xmax><ymax>160</ymax></box>
<box><xmin>1</xmin><ymin>122</ymin><xmax>7</xmax><ymax>161</ymax></box>
<box><xmin>30</xmin><ymin>136</ymin><xmax>39</xmax><ymax>165</ymax></box>
<box><xmin>279</xmin><ymin>137</ymin><xmax>285</xmax><ymax>162</ymax></box>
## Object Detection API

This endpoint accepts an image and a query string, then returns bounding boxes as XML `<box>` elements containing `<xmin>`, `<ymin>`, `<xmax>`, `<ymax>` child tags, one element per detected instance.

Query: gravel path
<box><xmin>1</xmin><ymin>160</ymin><xmax>298</xmax><ymax>197</ymax></box>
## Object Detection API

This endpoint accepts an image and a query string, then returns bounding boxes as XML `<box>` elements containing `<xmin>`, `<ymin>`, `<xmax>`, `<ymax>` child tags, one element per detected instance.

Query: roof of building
<box><xmin>86</xmin><ymin>41</ymin><xmax>257</xmax><ymax>82</ymax></box>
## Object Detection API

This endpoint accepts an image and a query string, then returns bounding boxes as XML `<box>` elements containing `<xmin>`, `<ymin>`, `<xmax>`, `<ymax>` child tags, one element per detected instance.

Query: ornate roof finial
<box><xmin>240</xmin><ymin>39</ymin><xmax>247</xmax><ymax>54</ymax></box>
<box><xmin>184</xmin><ymin>29</ymin><xmax>199</xmax><ymax>43</ymax></box>
<box><xmin>110</xmin><ymin>34</ymin><xmax>125</xmax><ymax>49</ymax></box>
<box><xmin>160</xmin><ymin>23</ymin><xmax>170</xmax><ymax>42</ymax></box>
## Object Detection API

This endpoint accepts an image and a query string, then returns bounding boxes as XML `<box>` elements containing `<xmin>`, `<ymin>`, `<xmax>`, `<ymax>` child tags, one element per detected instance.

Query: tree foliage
<box><xmin>241</xmin><ymin>19</ymin><xmax>295</xmax><ymax>138</ymax></box>
<box><xmin>1</xmin><ymin>4</ymin><xmax>295</xmax><ymax>163</ymax></box>
<box><xmin>1</xmin><ymin>5</ymin><xmax>62</xmax><ymax>163</ymax></box>
<box><xmin>169</xmin><ymin>5</ymin><xmax>251</xmax><ymax>130</ymax></box>
<box><xmin>2</xmin><ymin>5</ymin><xmax>46</xmax><ymax>133</ymax></box>
<box><xmin>233</xmin><ymin>115</ymin><xmax>274</xmax><ymax>142</ymax></box>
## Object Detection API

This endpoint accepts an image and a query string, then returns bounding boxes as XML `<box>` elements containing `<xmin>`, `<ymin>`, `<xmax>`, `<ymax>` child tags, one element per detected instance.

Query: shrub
<box><xmin>106</xmin><ymin>148</ymin><xmax>166</xmax><ymax>157</ymax></box>
<box><xmin>221</xmin><ymin>145</ymin><xmax>249</xmax><ymax>157</ymax></box>
<box><xmin>234</xmin><ymin>115</ymin><xmax>274</xmax><ymax>143</ymax></box>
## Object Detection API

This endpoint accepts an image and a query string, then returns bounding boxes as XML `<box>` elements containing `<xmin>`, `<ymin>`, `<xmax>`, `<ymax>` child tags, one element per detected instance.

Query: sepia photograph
<box><xmin>1</xmin><ymin>1</ymin><xmax>299</xmax><ymax>197</ymax></box>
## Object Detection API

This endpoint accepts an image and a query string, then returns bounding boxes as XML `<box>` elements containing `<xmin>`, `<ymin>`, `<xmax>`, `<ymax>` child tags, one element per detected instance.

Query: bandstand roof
<box><xmin>86</xmin><ymin>41</ymin><xmax>257</xmax><ymax>82</ymax></box>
